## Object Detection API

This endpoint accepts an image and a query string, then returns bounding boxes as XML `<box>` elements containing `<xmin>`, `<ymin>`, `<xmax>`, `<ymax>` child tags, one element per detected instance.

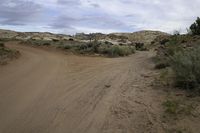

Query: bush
<box><xmin>135</xmin><ymin>43</ymin><xmax>148</xmax><ymax>51</ymax></box>
<box><xmin>170</xmin><ymin>46</ymin><xmax>200</xmax><ymax>90</ymax></box>
<box><xmin>107</xmin><ymin>45</ymin><xmax>135</xmax><ymax>57</ymax></box>
<box><xmin>135</xmin><ymin>43</ymin><xmax>144</xmax><ymax>50</ymax></box>
<box><xmin>159</xmin><ymin>36</ymin><xmax>184</xmax><ymax>57</ymax></box>
<box><xmin>77</xmin><ymin>41</ymin><xmax>101</xmax><ymax>54</ymax></box>
<box><xmin>97</xmin><ymin>43</ymin><xmax>110</xmax><ymax>54</ymax></box>
<box><xmin>22</xmin><ymin>39</ymin><xmax>135</xmax><ymax>57</ymax></box>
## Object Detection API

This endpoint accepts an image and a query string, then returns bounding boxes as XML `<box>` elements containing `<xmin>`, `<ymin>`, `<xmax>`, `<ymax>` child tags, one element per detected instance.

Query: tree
<box><xmin>190</xmin><ymin>17</ymin><xmax>200</xmax><ymax>35</ymax></box>
<box><xmin>173</xmin><ymin>30</ymin><xmax>180</xmax><ymax>36</ymax></box>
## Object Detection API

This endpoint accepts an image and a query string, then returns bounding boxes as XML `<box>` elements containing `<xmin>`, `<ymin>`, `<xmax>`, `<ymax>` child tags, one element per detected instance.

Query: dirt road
<box><xmin>0</xmin><ymin>42</ymin><xmax>164</xmax><ymax>133</ymax></box>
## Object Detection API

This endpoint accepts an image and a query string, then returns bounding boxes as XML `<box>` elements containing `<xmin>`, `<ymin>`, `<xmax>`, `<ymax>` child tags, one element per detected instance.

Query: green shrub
<box><xmin>170</xmin><ymin>46</ymin><xmax>200</xmax><ymax>90</ymax></box>
<box><xmin>76</xmin><ymin>41</ymin><xmax>100</xmax><ymax>53</ymax></box>
<box><xmin>23</xmin><ymin>39</ymin><xmax>135</xmax><ymax>57</ymax></box>
<box><xmin>161</xmin><ymin>36</ymin><xmax>184</xmax><ymax>57</ymax></box>
<box><xmin>107</xmin><ymin>45</ymin><xmax>135</xmax><ymax>57</ymax></box>
<box><xmin>97</xmin><ymin>43</ymin><xmax>110</xmax><ymax>54</ymax></box>
<box><xmin>163</xmin><ymin>100</ymin><xmax>195</xmax><ymax>116</ymax></box>
<box><xmin>105</xmin><ymin>41</ymin><xmax>113</xmax><ymax>45</ymax></box>
<box><xmin>135</xmin><ymin>43</ymin><xmax>144</xmax><ymax>50</ymax></box>
<box><xmin>154</xmin><ymin>36</ymin><xmax>184</xmax><ymax>70</ymax></box>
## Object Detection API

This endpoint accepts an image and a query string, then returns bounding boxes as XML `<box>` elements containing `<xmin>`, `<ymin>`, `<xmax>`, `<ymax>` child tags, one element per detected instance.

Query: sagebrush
<box><xmin>170</xmin><ymin>46</ymin><xmax>200</xmax><ymax>91</ymax></box>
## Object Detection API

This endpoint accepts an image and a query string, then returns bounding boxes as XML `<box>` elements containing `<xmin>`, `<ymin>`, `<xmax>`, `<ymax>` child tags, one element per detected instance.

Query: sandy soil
<box><xmin>0</xmin><ymin>42</ymin><xmax>165</xmax><ymax>133</ymax></box>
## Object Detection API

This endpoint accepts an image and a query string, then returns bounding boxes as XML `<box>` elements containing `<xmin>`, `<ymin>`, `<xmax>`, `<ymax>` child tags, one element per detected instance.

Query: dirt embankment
<box><xmin>0</xmin><ymin>42</ymin><xmax>165</xmax><ymax>133</ymax></box>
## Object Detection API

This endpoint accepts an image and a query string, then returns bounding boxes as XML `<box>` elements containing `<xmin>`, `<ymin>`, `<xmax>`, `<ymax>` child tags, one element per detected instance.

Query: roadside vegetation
<box><xmin>153</xmin><ymin>17</ymin><xmax>200</xmax><ymax>133</ymax></box>
<box><xmin>21</xmin><ymin>39</ymin><xmax>135</xmax><ymax>57</ymax></box>
<box><xmin>155</xmin><ymin>17</ymin><xmax>200</xmax><ymax>93</ymax></box>
<box><xmin>0</xmin><ymin>42</ymin><xmax>20</xmax><ymax>65</ymax></box>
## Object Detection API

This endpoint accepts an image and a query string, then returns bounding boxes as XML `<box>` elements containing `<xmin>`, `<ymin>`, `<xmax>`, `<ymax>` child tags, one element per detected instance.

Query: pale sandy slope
<box><xmin>0</xmin><ymin>42</ymin><xmax>165</xmax><ymax>133</ymax></box>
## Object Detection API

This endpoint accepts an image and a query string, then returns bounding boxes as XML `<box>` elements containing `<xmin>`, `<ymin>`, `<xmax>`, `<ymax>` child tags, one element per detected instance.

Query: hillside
<box><xmin>112</xmin><ymin>30</ymin><xmax>169</xmax><ymax>45</ymax></box>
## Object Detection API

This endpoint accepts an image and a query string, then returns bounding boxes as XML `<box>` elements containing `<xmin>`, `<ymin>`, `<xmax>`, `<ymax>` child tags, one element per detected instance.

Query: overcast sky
<box><xmin>0</xmin><ymin>0</ymin><xmax>199</xmax><ymax>34</ymax></box>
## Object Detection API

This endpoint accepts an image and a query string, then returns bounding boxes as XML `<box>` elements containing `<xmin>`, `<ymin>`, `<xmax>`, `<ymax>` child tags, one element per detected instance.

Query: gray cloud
<box><xmin>1</xmin><ymin>0</ymin><xmax>200</xmax><ymax>34</ymax></box>
<box><xmin>0</xmin><ymin>0</ymin><xmax>42</xmax><ymax>25</ymax></box>
<box><xmin>57</xmin><ymin>0</ymin><xmax>81</xmax><ymax>5</ymax></box>
<box><xmin>90</xmin><ymin>3</ymin><xmax>100</xmax><ymax>8</ymax></box>
<box><xmin>50</xmin><ymin>13</ymin><xmax>130</xmax><ymax>33</ymax></box>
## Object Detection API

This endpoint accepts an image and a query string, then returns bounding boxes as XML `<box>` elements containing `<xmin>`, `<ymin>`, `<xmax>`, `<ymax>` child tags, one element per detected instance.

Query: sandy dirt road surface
<box><xmin>0</xmin><ymin>42</ymin><xmax>164</xmax><ymax>133</ymax></box>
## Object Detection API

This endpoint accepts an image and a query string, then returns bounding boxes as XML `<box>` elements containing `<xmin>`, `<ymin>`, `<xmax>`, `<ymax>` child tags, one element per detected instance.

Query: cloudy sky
<box><xmin>0</xmin><ymin>0</ymin><xmax>199</xmax><ymax>34</ymax></box>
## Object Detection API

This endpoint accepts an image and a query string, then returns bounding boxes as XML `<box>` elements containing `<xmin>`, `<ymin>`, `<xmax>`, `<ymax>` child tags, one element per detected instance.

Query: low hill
<box><xmin>111</xmin><ymin>30</ymin><xmax>169</xmax><ymax>45</ymax></box>
<box><xmin>0</xmin><ymin>29</ymin><xmax>18</xmax><ymax>39</ymax></box>
<box><xmin>0</xmin><ymin>29</ymin><xmax>169</xmax><ymax>47</ymax></box>
<box><xmin>75</xmin><ymin>30</ymin><xmax>169</xmax><ymax>46</ymax></box>
<box><xmin>0</xmin><ymin>29</ymin><xmax>72</xmax><ymax>42</ymax></box>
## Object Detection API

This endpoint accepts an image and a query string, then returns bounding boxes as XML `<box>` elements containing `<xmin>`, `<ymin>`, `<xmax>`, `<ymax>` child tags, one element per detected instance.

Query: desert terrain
<box><xmin>0</xmin><ymin>40</ymin><xmax>166</xmax><ymax>133</ymax></box>
<box><xmin>0</xmin><ymin>26</ymin><xmax>200</xmax><ymax>133</ymax></box>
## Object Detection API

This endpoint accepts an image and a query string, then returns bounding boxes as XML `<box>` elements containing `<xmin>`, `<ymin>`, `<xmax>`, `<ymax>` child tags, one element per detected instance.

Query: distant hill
<box><xmin>0</xmin><ymin>29</ymin><xmax>18</xmax><ymax>39</ymax></box>
<box><xmin>0</xmin><ymin>29</ymin><xmax>72</xmax><ymax>41</ymax></box>
<box><xmin>75</xmin><ymin>30</ymin><xmax>169</xmax><ymax>45</ymax></box>
<box><xmin>0</xmin><ymin>29</ymin><xmax>169</xmax><ymax>46</ymax></box>
<box><xmin>111</xmin><ymin>30</ymin><xmax>170</xmax><ymax>45</ymax></box>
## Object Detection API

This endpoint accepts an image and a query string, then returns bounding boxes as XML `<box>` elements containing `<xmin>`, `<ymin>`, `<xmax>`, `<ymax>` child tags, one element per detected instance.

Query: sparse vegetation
<box><xmin>152</xmin><ymin>18</ymin><xmax>200</xmax><ymax>133</ymax></box>
<box><xmin>21</xmin><ymin>39</ymin><xmax>135</xmax><ymax>57</ymax></box>
<box><xmin>24</xmin><ymin>40</ymin><xmax>53</xmax><ymax>46</ymax></box>
<box><xmin>155</xmin><ymin>31</ymin><xmax>200</xmax><ymax>92</ymax></box>
<box><xmin>154</xmin><ymin>33</ymin><xmax>200</xmax><ymax>69</ymax></box>
<box><xmin>155</xmin><ymin>38</ymin><xmax>200</xmax><ymax>93</ymax></box>
<box><xmin>163</xmin><ymin>100</ymin><xmax>180</xmax><ymax>115</ymax></box>
<box><xmin>75</xmin><ymin>41</ymin><xmax>135</xmax><ymax>57</ymax></box>
<box><xmin>163</xmin><ymin>99</ymin><xmax>196</xmax><ymax>116</ymax></box>
<box><xmin>0</xmin><ymin>42</ymin><xmax>20</xmax><ymax>65</ymax></box>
